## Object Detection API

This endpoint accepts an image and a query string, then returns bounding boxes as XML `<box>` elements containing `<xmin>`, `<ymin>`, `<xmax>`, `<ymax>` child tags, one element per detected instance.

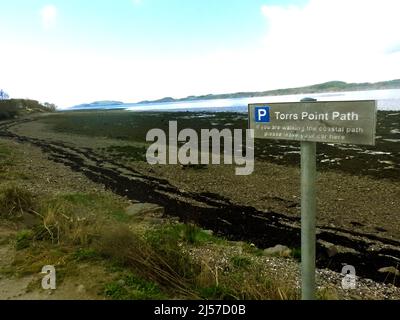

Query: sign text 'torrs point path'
<box><xmin>249</xmin><ymin>100</ymin><xmax>377</xmax><ymax>146</ymax></box>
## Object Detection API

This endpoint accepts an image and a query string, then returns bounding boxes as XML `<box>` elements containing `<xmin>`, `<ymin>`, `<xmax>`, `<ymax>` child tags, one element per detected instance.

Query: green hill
<box><xmin>0</xmin><ymin>99</ymin><xmax>56</xmax><ymax>120</ymax></box>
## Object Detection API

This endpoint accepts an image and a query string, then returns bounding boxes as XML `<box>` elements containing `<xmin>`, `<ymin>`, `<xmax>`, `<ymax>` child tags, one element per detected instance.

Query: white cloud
<box><xmin>2</xmin><ymin>0</ymin><xmax>400</xmax><ymax>107</ymax></box>
<box><xmin>40</xmin><ymin>5</ymin><xmax>57</xmax><ymax>29</ymax></box>
<box><xmin>259</xmin><ymin>0</ymin><xmax>400</xmax><ymax>85</ymax></box>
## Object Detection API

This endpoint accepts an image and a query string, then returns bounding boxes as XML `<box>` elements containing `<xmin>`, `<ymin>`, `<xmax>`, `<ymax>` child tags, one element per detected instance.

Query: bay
<box><xmin>124</xmin><ymin>89</ymin><xmax>400</xmax><ymax>113</ymax></box>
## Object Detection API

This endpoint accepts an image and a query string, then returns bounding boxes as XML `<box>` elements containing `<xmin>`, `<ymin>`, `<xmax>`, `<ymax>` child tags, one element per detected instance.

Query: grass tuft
<box><xmin>32</xmin><ymin>202</ymin><xmax>99</xmax><ymax>246</ymax></box>
<box><xmin>95</xmin><ymin>225</ymin><xmax>200</xmax><ymax>298</ymax></box>
<box><xmin>0</xmin><ymin>186</ymin><xmax>36</xmax><ymax>218</ymax></box>
<box><xmin>15</xmin><ymin>230</ymin><xmax>34</xmax><ymax>250</ymax></box>
<box><xmin>231</xmin><ymin>256</ymin><xmax>252</xmax><ymax>269</ymax></box>
<box><xmin>104</xmin><ymin>274</ymin><xmax>166</xmax><ymax>300</ymax></box>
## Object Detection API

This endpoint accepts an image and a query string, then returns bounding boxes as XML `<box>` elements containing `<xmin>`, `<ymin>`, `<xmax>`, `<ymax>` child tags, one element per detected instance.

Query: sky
<box><xmin>0</xmin><ymin>0</ymin><xmax>399</xmax><ymax>108</ymax></box>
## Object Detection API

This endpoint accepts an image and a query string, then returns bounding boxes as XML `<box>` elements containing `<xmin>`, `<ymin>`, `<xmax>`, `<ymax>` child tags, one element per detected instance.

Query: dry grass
<box><xmin>0</xmin><ymin>186</ymin><xmax>36</xmax><ymax>218</ymax></box>
<box><xmin>193</xmin><ymin>257</ymin><xmax>300</xmax><ymax>300</ymax></box>
<box><xmin>94</xmin><ymin>223</ymin><xmax>301</xmax><ymax>300</ymax></box>
<box><xmin>94</xmin><ymin>225</ymin><xmax>200</xmax><ymax>299</ymax></box>
<box><xmin>32</xmin><ymin>202</ymin><xmax>101</xmax><ymax>246</ymax></box>
<box><xmin>0</xmin><ymin>187</ymin><xmax>304</xmax><ymax>300</ymax></box>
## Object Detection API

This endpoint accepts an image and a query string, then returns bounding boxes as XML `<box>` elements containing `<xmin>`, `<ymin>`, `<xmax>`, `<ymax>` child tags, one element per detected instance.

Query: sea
<box><xmin>72</xmin><ymin>89</ymin><xmax>400</xmax><ymax>113</ymax></box>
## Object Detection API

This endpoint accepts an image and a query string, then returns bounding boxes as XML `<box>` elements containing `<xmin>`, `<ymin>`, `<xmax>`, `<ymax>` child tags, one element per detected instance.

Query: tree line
<box><xmin>0</xmin><ymin>89</ymin><xmax>57</xmax><ymax>120</ymax></box>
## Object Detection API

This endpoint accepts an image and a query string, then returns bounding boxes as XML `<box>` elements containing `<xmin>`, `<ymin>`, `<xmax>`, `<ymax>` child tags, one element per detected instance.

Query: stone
<box><xmin>263</xmin><ymin>245</ymin><xmax>292</xmax><ymax>257</ymax></box>
<box><xmin>326</xmin><ymin>244</ymin><xmax>339</xmax><ymax>258</ymax></box>
<box><xmin>76</xmin><ymin>284</ymin><xmax>86</xmax><ymax>293</ymax></box>
<box><xmin>318</xmin><ymin>240</ymin><xmax>357</xmax><ymax>257</ymax></box>
<box><xmin>378</xmin><ymin>267</ymin><xmax>400</xmax><ymax>276</ymax></box>
<box><xmin>125</xmin><ymin>203</ymin><xmax>164</xmax><ymax>217</ymax></box>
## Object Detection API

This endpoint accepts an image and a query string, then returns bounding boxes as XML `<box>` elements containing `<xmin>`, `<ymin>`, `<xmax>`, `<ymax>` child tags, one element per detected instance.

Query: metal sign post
<box><xmin>301</xmin><ymin>141</ymin><xmax>317</xmax><ymax>300</ymax></box>
<box><xmin>248</xmin><ymin>99</ymin><xmax>376</xmax><ymax>300</ymax></box>
<box><xmin>300</xmin><ymin>98</ymin><xmax>317</xmax><ymax>301</ymax></box>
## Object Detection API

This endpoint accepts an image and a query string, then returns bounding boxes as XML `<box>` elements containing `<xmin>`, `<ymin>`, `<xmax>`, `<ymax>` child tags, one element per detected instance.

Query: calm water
<box><xmin>124</xmin><ymin>89</ymin><xmax>400</xmax><ymax>113</ymax></box>
<box><xmin>68</xmin><ymin>89</ymin><xmax>400</xmax><ymax>112</ymax></box>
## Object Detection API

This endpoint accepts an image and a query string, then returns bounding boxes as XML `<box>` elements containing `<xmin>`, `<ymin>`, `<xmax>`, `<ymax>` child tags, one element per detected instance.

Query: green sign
<box><xmin>249</xmin><ymin>100</ymin><xmax>377</xmax><ymax>145</ymax></box>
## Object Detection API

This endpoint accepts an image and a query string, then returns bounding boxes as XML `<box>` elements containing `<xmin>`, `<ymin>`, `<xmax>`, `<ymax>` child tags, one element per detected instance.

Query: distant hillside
<box><xmin>138</xmin><ymin>97</ymin><xmax>176</xmax><ymax>104</ymax></box>
<box><xmin>139</xmin><ymin>79</ymin><xmax>400</xmax><ymax>104</ymax></box>
<box><xmin>0</xmin><ymin>99</ymin><xmax>56</xmax><ymax>120</ymax></box>
<box><xmin>71</xmin><ymin>100</ymin><xmax>123</xmax><ymax>109</ymax></box>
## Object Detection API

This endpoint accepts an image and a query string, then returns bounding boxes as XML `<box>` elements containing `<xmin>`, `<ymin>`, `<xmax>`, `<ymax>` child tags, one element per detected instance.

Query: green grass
<box><xmin>0</xmin><ymin>144</ymin><xmax>11</xmax><ymax>158</ymax></box>
<box><xmin>73</xmin><ymin>248</ymin><xmax>101</xmax><ymax>261</ymax></box>
<box><xmin>104</xmin><ymin>274</ymin><xmax>166</xmax><ymax>300</ymax></box>
<box><xmin>291</xmin><ymin>247</ymin><xmax>302</xmax><ymax>262</ymax></box>
<box><xmin>146</xmin><ymin>223</ymin><xmax>220</xmax><ymax>247</ymax></box>
<box><xmin>15</xmin><ymin>230</ymin><xmax>34</xmax><ymax>250</ymax></box>
<box><xmin>230</xmin><ymin>255</ymin><xmax>252</xmax><ymax>269</ymax></box>
<box><xmin>242</xmin><ymin>243</ymin><xmax>264</xmax><ymax>256</ymax></box>
<box><xmin>198</xmin><ymin>285</ymin><xmax>237</xmax><ymax>300</ymax></box>
<box><xmin>54</xmin><ymin>192</ymin><xmax>129</xmax><ymax>222</ymax></box>
<box><xmin>5</xmin><ymin>243</ymin><xmax>74</xmax><ymax>280</ymax></box>
<box><xmin>0</xmin><ymin>143</ymin><xmax>24</xmax><ymax>182</ymax></box>
<box><xmin>1</xmin><ymin>190</ymin><xmax>130</xmax><ymax>277</ymax></box>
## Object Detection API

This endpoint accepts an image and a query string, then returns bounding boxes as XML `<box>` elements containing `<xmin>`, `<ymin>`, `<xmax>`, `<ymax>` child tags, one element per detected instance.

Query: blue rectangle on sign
<box><xmin>255</xmin><ymin>106</ymin><xmax>270</xmax><ymax>123</ymax></box>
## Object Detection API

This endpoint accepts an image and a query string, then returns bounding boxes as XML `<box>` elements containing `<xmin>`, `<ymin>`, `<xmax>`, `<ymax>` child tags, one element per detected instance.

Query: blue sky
<box><xmin>1</xmin><ymin>0</ymin><xmax>399</xmax><ymax>107</ymax></box>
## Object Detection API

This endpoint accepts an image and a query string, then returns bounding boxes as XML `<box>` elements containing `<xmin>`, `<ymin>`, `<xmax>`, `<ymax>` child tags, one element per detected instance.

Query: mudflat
<box><xmin>0</xmin><ymin>110</ymin><xmax>399</xmax><ymax>286</ymax></box>
<box><xmin>2</xmin><ymin>111</ymin><xmax>399</xmax><ymax>237</ymax></box>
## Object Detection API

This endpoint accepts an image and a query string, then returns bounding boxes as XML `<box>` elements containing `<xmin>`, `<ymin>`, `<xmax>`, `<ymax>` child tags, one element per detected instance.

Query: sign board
<box><xmin>249</xmin><ymin>100</ymin><xmax>377</xmax><ymax>145</ymax></box>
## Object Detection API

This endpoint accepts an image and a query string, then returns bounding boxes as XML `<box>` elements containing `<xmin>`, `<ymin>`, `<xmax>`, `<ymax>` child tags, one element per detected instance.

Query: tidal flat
<box><xmin>0</xmin><ymin>110</ymin><xmax>399</xmax><ymax>290</ymax></box>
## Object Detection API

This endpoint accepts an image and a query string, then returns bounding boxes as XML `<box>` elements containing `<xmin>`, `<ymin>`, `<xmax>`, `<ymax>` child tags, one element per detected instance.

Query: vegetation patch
<box><xmin>104</xmin><ymin>145</ymin><xmax>147</xmax><ymax>162</ymax></box>
<box><xmin>73</xmin><ymin>248</ymin><xmax>101</xmax><ymax>262</ymax></box>
<box><xmin>230</xmin><ymin>256</ymin><xmax>252</xmax><ymax>269</ymax></box>
<box><xmin>15</xmin><ymin>230</ymin><xmax>34</xmax><ymax>250</ymax></box>
<box><xmin>0</xmin><ymin>142</ymin><xmax>334</xmax><ymax>300</ymax></box>
<box><xmin>55</xmin><ymin>192</ymin><xmax>128</xmax><ymax>222</ymax></box>
<box><xmin>0</xmin><ymin>144</ymin><xmax>11</xmax><ymax>159</ymax></box>
<box><xmin>104</xmin><ymin>274</ymin><xmax>166</xmax><ymax>300</ymax></box>
<box><xmin>0</xmin><ymin>99</ymin><xmax>56</xmax><ymax>120</ymax></box>
<box><xmin>146</xmin><ymin>223</ymin><xmax>219</xmax><ymax>247</ymax></box>
<box><xmin>291</xmin><ymin>247</ymin><xmax>302</xmax><ymax>262</ymax></box>
<box><xmin>0</xmin><ymin>186</ymin><xmax>37</xmax><ymax>219</ymax></box>
<box><xmin>95</xmin><ymin>225</ymin><xmax>199</xmax><ymax>298</ymax></box>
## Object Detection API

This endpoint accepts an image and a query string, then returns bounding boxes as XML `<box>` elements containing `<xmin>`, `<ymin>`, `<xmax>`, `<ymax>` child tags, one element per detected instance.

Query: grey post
<box><xmin>300</xmin><ymin>97</ymin><xmax>317</xmax><ymax>300</ymax></box>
